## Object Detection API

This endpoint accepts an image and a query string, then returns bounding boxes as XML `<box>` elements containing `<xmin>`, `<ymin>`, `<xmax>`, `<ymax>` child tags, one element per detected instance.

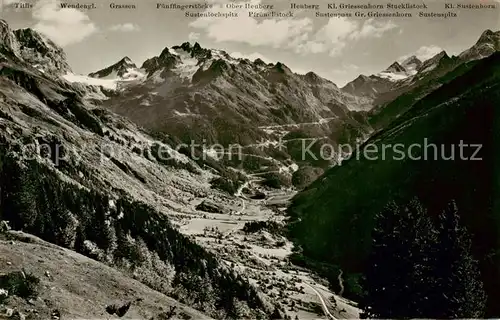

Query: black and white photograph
<box><xmin>1</xmin><ymin>0</ymin><xmax>500</xmax><ymax>318</ymax></box>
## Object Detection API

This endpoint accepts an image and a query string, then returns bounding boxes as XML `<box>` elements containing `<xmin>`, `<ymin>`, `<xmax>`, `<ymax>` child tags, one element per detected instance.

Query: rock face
<box><xmin>0</xmin><ymin>20</ymin><xmax>18</xmax><ymax>54</ymax></box>
<box><xmin>13</xmin><ymin>28</ymin><xmax>72</xmax><ymax>75</ymax></box>
<box><xmin>0</xmin><ymin>21</ymin><xmax>71</xmax><ymax>75</ymax></box>
<box><xmin>459</xmin><ymin>29</ymin><xmax>500</xmax><ymax>62</ymax></box>
<box><xmin>196</xmin><ymin>200</ymin><xmax>227</xmax><ymax>214</ymax></box>
<box><xmin>105</xmin><ymin>301</ymin><xmax>132</xmax><ymax>317</ymax></box>
<box><xmin>92</xmin><ymin>42</ymin><xmax>373</xmax><ymax>122</ymax></box>
<box><xmin>0</xmin><ymin>233</ymin><xmax>213</xmax><ymax>319</ymax></box>
<box><xmin>0</xmin><ymin>221</ymin><xmax>10</xmax><ymax>233</ymax></box>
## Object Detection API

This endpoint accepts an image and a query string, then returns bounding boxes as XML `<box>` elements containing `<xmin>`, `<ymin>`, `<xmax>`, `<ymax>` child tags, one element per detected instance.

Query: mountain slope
<box><xmin>0</xmin><ymin>230</ymin><xmax>212</xmax><ymax>319</ymax></box>
<box><xmin>288</xmin><ymin>52</ymin><xmax>500</xmax><ymax>316</ymax></box>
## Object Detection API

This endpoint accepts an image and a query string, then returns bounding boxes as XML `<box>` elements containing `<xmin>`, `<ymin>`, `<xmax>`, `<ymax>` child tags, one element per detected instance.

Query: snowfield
<box><xmin>63</xmin><ymin>73</ymin><xmax>119</xmax><ymax>90</ymax></box>
<box><xmin>63</xmin><ymin>68</ymin><xmax>147</xmax><ymax>91</ymax></box>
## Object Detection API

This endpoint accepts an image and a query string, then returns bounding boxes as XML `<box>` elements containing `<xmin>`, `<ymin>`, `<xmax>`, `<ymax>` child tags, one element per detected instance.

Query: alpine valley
<box><xmin>1</xmin><ymin>17</ymin><xmax>500</xmax><ymax>319</ymax></box>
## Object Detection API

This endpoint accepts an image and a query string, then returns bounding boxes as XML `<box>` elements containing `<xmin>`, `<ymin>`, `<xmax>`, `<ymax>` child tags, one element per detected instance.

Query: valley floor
<box><xmin>176</xmin><ymin>183</ymin><xmax>360</xmax><ymax>320</ymax></box>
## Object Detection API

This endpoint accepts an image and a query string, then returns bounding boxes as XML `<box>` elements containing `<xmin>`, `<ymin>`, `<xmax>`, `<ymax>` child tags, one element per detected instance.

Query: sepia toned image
<box><xmin>1</xmin><ymin>0</ymin><xmax>500</xmax><ymax>319</ymax></box>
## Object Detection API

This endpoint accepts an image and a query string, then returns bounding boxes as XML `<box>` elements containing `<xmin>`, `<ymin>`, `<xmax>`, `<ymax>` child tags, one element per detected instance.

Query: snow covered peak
<box><xmin>273</xmin><ymin>61</ymin><xmax>292</xmax><ymax>74</ymax></box>
<box><xmin>117</xmin><ymin>56</ymin><xmax>137</xmax><ymax>68</ymax></box>
<box><xmin>417</xmin><ymin>51</ymin><xmax>450</xmax><ymax>74</ymax></box>
<box><xmin>304</xmin><ymin>71</ymin><xmax>324</xmax><ymax>83</ymax></box>
<box><xmin>401</xmin><ymin>56</ymin><xmax>422</xmax><ymax>74</ymax></box>
<box><xmin>171</xmin><ymin>41</ymin><xmax>212</xmax><ymax>59</ymax></box>
<box><xmin>341</xmin><ymin>73</ymin><xmax>393</xmax><ymax>98</ymax></box>
<box><xmin>378</xmin><ymin>62</ymin><xmax>411</xmax><ymax>81</ymax></box>
<box><xmin>355</xmin><ymin>74</ymin><xmax>371</xmax><ymax>82</ymax></box>
<box><xmin>175</xmin><ymin>42</ymin><xmax>192</xmax><ymax>52</ymax></box>
<box><xmin>89</xmin><ymin>56</ymin><xmax>141</xmax><ymax>79</ymax></box>
<box><xmin>15</xmin><ymin>28</ymin><xmax>60</xmax><ymax>55</ymax></box>
<box><xmin>384</xmin><ymin>62</ymin><xmax>406</xmax><ymax>74</ymax></box>
<box><xmin>143</xmin><ymin>43</ymin><xmax>243</xmax><ymax>82</ymax></box>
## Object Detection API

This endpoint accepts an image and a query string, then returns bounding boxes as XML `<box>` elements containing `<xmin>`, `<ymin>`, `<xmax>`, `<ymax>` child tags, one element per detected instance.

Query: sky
<box><xmin>2</xmin><ymin>0</ymin><xmax>500</xmax><ymax>86</ymax></box>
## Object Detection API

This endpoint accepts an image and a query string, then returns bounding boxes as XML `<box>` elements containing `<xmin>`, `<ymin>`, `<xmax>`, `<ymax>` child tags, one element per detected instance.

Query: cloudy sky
<box><xmin>2</xmin><ymin>0</ymin><xmax>500</xmax><ymax>85</ymax></box>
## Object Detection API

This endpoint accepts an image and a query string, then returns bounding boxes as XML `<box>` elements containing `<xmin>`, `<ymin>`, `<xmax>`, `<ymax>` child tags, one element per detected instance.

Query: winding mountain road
<box><xmin>305</xmin><ymin>282</ymin><xmax>338</xmax><ymax>320</ymax></box>
<box><xmin>234</xmin><ymin>180</ymin><xmax>338</xmax><ymax>320</ymax></box>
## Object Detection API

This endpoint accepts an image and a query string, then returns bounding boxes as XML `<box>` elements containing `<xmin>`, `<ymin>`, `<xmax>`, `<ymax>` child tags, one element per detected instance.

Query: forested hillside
<box><xmin>0</xmin><ymin>120</ymin><xmax>268</xmax><ymax>320</ymax></box>
<box><xmin>0</xmin><ymin>19</ymin><xmax>272</xmax><ymax>317</ymax></box>
<box><xmin>288</xmin><ymin>52</ymin><xmax>500</xmax><ymax>316</ymax></box>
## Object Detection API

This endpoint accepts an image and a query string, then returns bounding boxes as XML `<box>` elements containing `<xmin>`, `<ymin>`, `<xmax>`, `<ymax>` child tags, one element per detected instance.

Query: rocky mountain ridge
<box><xmin>342</xmin><ymin>29</ymin><xmax>500</xmax><ymax>102</ymax></box>
<box><xmin>341</xmin><ymin>57</ymin><xmax>422</xmax><ymax>98</ymax></box>
<box><xmin>458</xmin><ymin>29</ymin><xmax>500</xmax><ymax>62</ymax></box>
<box><xmin>400</xmin><ymin>55</ymin><xmax>423</xmax><ymax>72</ymax></box>
<box><xmin>88</xmin><ymin>56</ymin><xmax>141</xmax><ymax>79</ymax></box>
<box><xmin>4</xmin><ymin>17</ymin><xmax>500</xmax><ymax>319</ymax></box>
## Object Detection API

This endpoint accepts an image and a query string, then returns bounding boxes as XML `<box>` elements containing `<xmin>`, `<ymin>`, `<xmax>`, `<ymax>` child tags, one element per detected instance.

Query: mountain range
<box><xmin>92</xmin><ymin>42</ymin><xmax>372</xmax><ymax>148</ymax></box>
<box><xmin>72</xmin><ymin>42</ymin><xmax>377</xmax><ymax>188</ymax></box>
<box><xmin>2</xmin><ymin>16</ymin><xmax>500</xmax><ymax>318</ymax></box>
<box><xmin>0</xmin><ymin>20</ymin><xmax>272</xmax><ymax>319</ymax></box>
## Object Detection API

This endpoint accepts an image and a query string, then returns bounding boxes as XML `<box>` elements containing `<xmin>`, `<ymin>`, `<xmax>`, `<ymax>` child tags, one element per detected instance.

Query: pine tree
<box><xmin>360</xmin><ymin>198</ymin><xmax>438</xmax><ymax>319</ymax></box>
<box><xmin>74</xmin><ymin>225</ymin><xmax>86</xmax><ymax>253</ymax></box>
<box><xmin>361</xmin><ymin>198</ymin><xmax>488</xmax><ymax>319</ymax></box>
<box><xmin>432</xmin><ymin>201</ymin><xmax>487</xmax><ymax>318</ymax></box>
